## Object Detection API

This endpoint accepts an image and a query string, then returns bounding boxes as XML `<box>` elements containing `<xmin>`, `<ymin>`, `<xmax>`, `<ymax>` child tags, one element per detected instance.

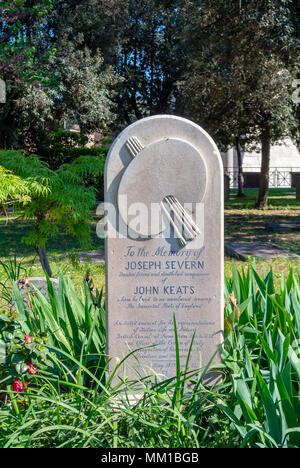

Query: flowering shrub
<box><xmin>0</xmin><ymin>308</ymin><xmax>50</xmax><ymax>399</ymax></box>
<box><xmin>12</xmin><ymin>380</ymin><xmax>27</xmax><ymax>393</ymax></box>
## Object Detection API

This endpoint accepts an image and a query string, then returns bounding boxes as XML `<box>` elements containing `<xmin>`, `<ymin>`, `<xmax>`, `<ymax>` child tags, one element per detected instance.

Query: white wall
<box><xmin>222</xmin><ymin>138</ymin><xmax>300</xmax><ymax>187</ymax></box>
<box><xmin>243</xmin><ymin>138</ymin><xmax>300</xmax><ymax>171</ymax></box>
<box><xmin>222</xmin><ymin>138</ymin><xmax>300</xmax><ymax>171</ymax></box>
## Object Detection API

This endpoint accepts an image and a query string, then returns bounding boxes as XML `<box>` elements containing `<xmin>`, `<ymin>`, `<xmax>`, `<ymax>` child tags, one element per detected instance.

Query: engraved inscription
<box><xmin>112</xmin><ymin>243</ymin><xmax>217</xmax><ymax>377</ymax></box>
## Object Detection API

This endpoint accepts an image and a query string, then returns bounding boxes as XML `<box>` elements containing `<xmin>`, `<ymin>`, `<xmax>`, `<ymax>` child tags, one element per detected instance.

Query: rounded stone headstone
<box><xmin>105</xmin><ymin>115</ymin><xmax>224</xmax><ymax>385</ymax></box>
<box><xmin>118</xmin><ymin>138</ymin><xmax>207</xmax><ymax>236</ymax></box>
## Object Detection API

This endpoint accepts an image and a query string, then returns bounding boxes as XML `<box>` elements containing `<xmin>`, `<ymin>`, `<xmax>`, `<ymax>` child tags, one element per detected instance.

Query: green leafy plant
<box><xmin>0</xmin><ymin>265</ymin><xmax>299</xmax><ymax>448</ymax></box>
<box><xmin>0</xmin><ymin>256</ymin><xmax>28</xmax><ymax>305</ymax></box>
<box><xmin>0</xmin><ymin>311</ymin><xmax>230</xmax><ymax>448</ymax></box>
<box><xmin>0</xmin><ymin>0</ymin><xmax>56</xmax><ymax>83</ymax></box>
<box><xmin>38</xmin><ymin>129</ymin><xmax>110</xmax><ymax>170</ymax></box>
<box><xmin>0</xmin><ymin>166</ymin><xmax>29</xmax><ymax>216</ymax></box>
<box><xmin>0</xmin><ymin>306</ymin><xmax>49</xmax><ymax>402</ymax></box>
<box><xmin>223</xmin><ymin>263</ymin><xmax>300</xmax><ymax>448</ymax></box>
<box><xmin>12</xmin><ymin>275</ymin><xmax>106</xmax><ymax>386</ymax></box>
<box><xmin>0</xmin><ymin>150</ymin><xmax>105</xmax><ymax>276</ymax></box>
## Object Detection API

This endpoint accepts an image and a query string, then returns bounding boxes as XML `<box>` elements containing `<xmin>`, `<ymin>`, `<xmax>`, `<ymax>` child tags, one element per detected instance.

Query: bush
<box><xmin>40</xmin><ymin>145</ymin><xmax>109</xmax><ymax>170</ymax></box>
<box><xmin>44</xmin><ymin>129</ymin><xmax>89</xmax><ymax>150</ymax></box>
<box><xmin>0</xmin><ymin>306</ymin><xmax>49</xmax><ymax>401</ymax></box>
<box><xmin>38</xmin><ymin>130</ymin><xmax>111</xmax><ymax>200</ymax></box>
<box><xmin>40</xmin><ymin>146</ymin><xmax>108</xmax><ymax>199</ymax></box>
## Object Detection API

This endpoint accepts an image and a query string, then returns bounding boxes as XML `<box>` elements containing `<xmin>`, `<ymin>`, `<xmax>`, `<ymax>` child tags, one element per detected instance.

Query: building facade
<box><xmin>222</xmin><ymin>138</ymin><xmax>300</xmax><ymax>188</ymax></box>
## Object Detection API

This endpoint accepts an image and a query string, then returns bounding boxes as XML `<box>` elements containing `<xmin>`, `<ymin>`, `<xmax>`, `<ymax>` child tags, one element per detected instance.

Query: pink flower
<box><xmin>28</xmin><ymin>362</ymin><xmax>38</xmax><ymax>375</ymax></box>
<box><xmin>24</xmin><ymin>335</ymin><xmax>32</xmax><ymax>344</ymax></box>
<box><xmin>12</xmin><ymin>380</ymin><xmax>25</xmax><ymax>393</ymax></box>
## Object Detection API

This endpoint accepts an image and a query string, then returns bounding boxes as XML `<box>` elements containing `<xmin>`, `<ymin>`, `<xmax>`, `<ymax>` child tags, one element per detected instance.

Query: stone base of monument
<box><xmin>78</xmin><ymin>251</ymin><xmax>105</xmax><ymax>264</ymax></box>
<box><xmin>296</xmin><ymin>177</ymin><xmax>300</xmax><ymax>200</ymax></box>
<box><xmin>12</xmin><ymin>277</ymin><xmax>59</xmax><ymax>309</ymax></box>
<box><xmin>266</xmin><ymin>222</ymin><xmax>300</xmax><ymax>232</ymax></box>
<box><xmin>108</xmin><ymin>368</ymin><xmax>223</xmax><ymax>408</ymax></box>
<box><xmin>225</xmin><ymin>242</ymin><xmax>300</xmax><ymax>260</ymax></box>
<box><xmin>224</xmin><ymin>174</ymin><xmax>230</xmax><ymax>202</ymax></box>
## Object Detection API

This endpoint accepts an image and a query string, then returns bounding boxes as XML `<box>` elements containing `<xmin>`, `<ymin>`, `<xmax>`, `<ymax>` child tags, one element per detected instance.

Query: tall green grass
<box><xmin>0</xmin><ymin>255</ymin><xmax>28</xmax><ymax>305</ymax></box>
<box><xmin>12</xmin><ymin>275</ymin><xmax>106</xmax><ymax>386</ymax></box>
<box><xmin>0</xmin><ymin>263</ymin><xmax>299</xmax><ymax>448</ymax></box>
<box><xmin>223</xmin><ymin>263</ymin><xmax>300</xmax><ymax>447</ymax></box>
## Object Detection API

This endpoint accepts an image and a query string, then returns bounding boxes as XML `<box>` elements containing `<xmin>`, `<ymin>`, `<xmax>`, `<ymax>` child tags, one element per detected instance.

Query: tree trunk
<box><xmin>257</xmin><ymin>124</ymin><xmax>271</xmax><ymax>209</ymax></box>
<box><xmin>37</xmin><ymin>246</ymin><xmax>53</xmax><ymax>277</ymax></box>
<box><xmin>130</xmin><ymin>93</ymin><xmax>143</xmax><ymax>120</ymax></box>
<box><xmin>235</xmin><ymin>136</ymin><xmax>245</xmax><ymax>197</ymax></box>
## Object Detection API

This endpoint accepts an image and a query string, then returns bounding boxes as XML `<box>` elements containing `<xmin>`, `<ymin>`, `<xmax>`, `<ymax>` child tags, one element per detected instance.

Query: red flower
<box><xmin>24</xmin><ymin>335</ymin><xmax>32</xmax><ymax>344</ymax></box>
<box><xmin>28</xmin><ymin>362</ymin><xmax>37</xmax><ymax>375</ymax></box>
<box><xmin>12</xmin><ymin>380</ymin><xmax>25</xmax><ymax>393</ymax></box>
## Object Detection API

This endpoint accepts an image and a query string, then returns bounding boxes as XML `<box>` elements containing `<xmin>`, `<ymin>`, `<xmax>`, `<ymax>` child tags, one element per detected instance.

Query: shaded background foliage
<box><xmin>0</xmin><ymin>0</ymin><xmax>299</xmax><ymax>207</ymax></box>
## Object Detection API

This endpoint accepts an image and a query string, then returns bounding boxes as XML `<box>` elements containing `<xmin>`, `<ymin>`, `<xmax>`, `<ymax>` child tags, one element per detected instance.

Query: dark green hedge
<box><xmin>39</xmin><ymin>145</ymin><xmax>109</xmax><ymax>171</ymax></box>
<box><xmin>37</xmin><ymin>130</ymin><xmax>112</xmax><ymax>200</ymax></box>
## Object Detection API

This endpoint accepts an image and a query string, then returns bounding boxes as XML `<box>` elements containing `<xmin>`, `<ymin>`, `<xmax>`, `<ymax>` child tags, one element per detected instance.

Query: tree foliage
<box><xmin>0</xmin><ymin>1</ymin><xmax>119</xmax><ymax>149</ymax></box>
<box><xmin>115</xmin><ymin>0</ymin><xmax>187</xmax><ymax>122</ymax></box>
<box><xmin>0</xmin><ymin>0</ymin><xmax>55</xmax><ymax>82</ymax></box>
<box><xmin>0</xmin><ymin>0</ymin><xmax>299</xmax><ymax>209</ymax></box>
<box><xmin>178</xmin><ymin>0</ymin><xmax>299</xmax><ymax>207</ymax></box>
<box><xmin>0</xmin><ymin>166</ymin><xmax>29</xmax><ymax>207</ymax></box>
<box><xmin>48</xmin><ymin>0</ymin><xmax>187</xmax><ymax>123</ymax></box>
<box><xmin>0</xmin><ymin>150</ymin><xmax>105</xmax><ymax>275</ymax></box>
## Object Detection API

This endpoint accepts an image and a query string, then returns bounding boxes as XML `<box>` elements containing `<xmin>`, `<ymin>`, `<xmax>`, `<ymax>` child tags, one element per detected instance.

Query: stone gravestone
<box><xmin>296</xmin><ymin>175</ymin><xmax>300</xmax><ymax>200</ymax></box>
<box><xmin>224</xmin><ymin>174</ymin><xmax>230</xmax><ymax>202</ymax></box>
<box><xmin>0</xmin><ymin>79</ymin><xmax>6</xmax><ymax>104</ymax></box>
<box><xmin>12</xmin><ymin>277</ymin><xmax>59</xmax><ymax>310</ymax></box>
<box><xmin>104</xmin><ymin>115</ymin><xmax>224</xmax><ymax>384</ymax></box>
